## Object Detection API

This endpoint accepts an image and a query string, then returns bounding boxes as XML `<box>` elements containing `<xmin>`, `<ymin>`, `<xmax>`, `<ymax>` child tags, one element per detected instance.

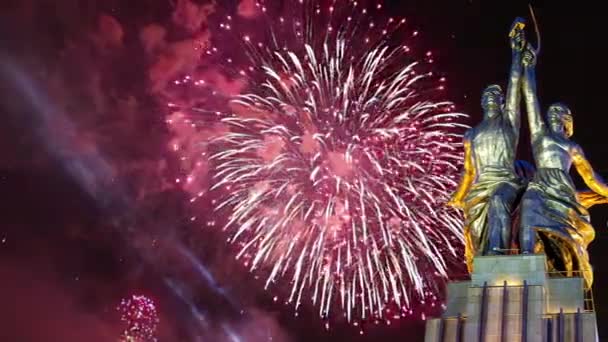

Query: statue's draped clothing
<box><xmin>463</xmin><ymin>167</ymin><xmax>523</xmax><ymax>269</ymax></box>
<box><xmin>463</xmin><ymin>116</ymin><xmax>524</xmax><ymax>270</ymax></box>
<box><xmin>520</xmin><ymin>167</ymin><xmax>595</xmax><ymax>287</ymax></box>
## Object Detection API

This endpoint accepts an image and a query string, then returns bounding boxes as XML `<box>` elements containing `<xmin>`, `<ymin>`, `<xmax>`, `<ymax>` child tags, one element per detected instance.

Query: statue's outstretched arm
<box><xmin>521</xmin><ymin>45</ymin><xmax>546</xmax><ymax>142</ymax></box>
<box><xmin>505</xmin><ymin>18</ymin><xmax>526</xmax><ymax>132</ymax></box>
<box><xmin>572</xmin><ymin>146</ymin><xmax>608</xmax><ymax>198</ymax></box>
<box><xmin>447</xmin><ymin>132</ymin><xmax>474</xmax><ymax>209</ymax></box>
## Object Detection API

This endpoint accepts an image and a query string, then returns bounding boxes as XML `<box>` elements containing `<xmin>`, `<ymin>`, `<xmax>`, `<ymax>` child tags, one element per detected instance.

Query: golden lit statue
<box><xmin>448</xmin><ymin>19</ymin><xmax>527</xmax><ymax>271</ymax></box>
<box><xmin>519</xmin><ymin>44</ymin><xmax>608</xmax><ymax>287</ymax></box>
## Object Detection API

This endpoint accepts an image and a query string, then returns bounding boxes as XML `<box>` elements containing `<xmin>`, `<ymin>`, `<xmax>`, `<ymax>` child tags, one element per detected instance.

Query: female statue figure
<box><xmin>519</xmin><ymin>44</ymin><xmax>608</xmax><ymax>287</ymax></box>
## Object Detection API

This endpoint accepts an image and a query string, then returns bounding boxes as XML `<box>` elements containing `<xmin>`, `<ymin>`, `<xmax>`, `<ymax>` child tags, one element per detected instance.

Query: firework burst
<box><xmin>168</xmin><ymin>0</ymin><xmax>468</xmax><ymax>324</ymax></box>
<box><xmin>118</xmin><ymin>294</ymin><xmax>159</xmax><ymax>342</ymax></box>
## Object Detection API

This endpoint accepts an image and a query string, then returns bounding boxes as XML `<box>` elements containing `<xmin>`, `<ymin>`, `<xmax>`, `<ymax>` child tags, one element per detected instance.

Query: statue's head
<box><xmin>547</xmin><ymin>102</ymin><xmax>573</xmax><ymax>137</ymax></box>
<box><xmin>481</xmin><ymin>84</ymin><xmax>504</xmax><ymax>117</ymax></box>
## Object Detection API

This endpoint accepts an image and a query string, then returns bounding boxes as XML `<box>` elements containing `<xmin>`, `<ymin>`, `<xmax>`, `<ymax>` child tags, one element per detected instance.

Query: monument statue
<box><xmin>448</xmin><ymin>18</ymin><xmax>527</xmax><ymax>271</ymax></box>
<box><xmin>518</xmin><ymin>43</ymin><xmax>608</xmax><ymax>287</ymax></box>
<box><xmin>426</xmin><ymin>13</ymin><xmax>605</xmax><ymax>341</ymax></box>
<box><xmin>448</xmin><ymin>13</ymin><xmax>608</xmax><ymax>286</ymax></box>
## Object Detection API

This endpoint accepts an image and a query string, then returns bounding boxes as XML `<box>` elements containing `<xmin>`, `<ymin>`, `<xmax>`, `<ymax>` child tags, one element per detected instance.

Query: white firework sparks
<box><xmin>170</xmin><ymin>0</ymin><xmax>469</xmax><ymax>325</ymax></box>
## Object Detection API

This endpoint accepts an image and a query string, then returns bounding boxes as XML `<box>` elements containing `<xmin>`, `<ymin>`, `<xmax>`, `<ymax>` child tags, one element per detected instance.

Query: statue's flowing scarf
<box><xmin>520</xmin><ymin>167</ymin><xmax>595</xmax><ymax>287</ymax></box>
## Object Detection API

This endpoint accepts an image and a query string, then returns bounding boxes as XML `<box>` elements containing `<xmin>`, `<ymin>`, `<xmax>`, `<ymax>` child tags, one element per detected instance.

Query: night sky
<box><xmin>1</xmin><ymin>0</ymin><xmax>608</xmax><ymax>341</ymax></box>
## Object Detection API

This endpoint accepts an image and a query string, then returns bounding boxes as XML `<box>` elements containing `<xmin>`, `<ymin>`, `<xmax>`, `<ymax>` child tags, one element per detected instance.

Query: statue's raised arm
<box><xmin>521</xmin><ymin>44</ymin><xmax>546</xmax><ymax>142</ymax></box>
<box><xmin>504</xmin><ymin>18</ymin><xmax>526</xmax><ymax>135</ymax></box>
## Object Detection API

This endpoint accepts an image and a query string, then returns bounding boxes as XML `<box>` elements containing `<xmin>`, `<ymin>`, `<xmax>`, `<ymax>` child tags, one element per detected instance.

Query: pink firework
<box><xmin>118</xmin><ymin>294</ymin><xmax>159</xmax><ymax>342</ymax></box>
<box><xmin>168</xmin><ymin>0</ymin><xmax>468</xmax><ymax>323</ymax></box>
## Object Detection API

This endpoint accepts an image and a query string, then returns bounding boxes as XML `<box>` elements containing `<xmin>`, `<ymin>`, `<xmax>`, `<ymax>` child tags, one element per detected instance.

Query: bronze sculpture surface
<box><xmin>449</xmin><ymin>15</ymin><xmax>608</xmax><ymax>287</ymax></box>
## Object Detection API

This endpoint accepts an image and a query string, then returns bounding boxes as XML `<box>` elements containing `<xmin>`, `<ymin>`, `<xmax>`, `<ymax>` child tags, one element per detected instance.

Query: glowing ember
<box><xmin>118</xmin><ymin>294</ymin><xmax>159</xmax><ymax>342</ymax></box>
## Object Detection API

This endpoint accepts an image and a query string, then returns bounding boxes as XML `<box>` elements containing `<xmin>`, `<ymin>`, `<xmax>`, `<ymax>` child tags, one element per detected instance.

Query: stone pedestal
<box><xmin>424</xmin><ymin>254</ymin><xmax>598</xmax><ymax>342</ymax></box>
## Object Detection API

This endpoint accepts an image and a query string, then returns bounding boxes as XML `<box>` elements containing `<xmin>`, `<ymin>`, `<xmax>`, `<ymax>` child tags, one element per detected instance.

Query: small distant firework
<box><xmin>168</xmin><ymin>0</ymin><xmax>468</xmax><ymax>324</ymax></box>
<box><xmin>118</xmin><ymin>294</ymin><xmax>159</xmax><ymax>342</ymax></box>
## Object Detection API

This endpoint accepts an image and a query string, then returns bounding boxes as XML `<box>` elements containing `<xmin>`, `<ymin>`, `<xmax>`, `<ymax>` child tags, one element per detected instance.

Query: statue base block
<box><xmin>425</xmin><ymin>254</ymin><xmax>598</xmax><ymax>342</ymax></box>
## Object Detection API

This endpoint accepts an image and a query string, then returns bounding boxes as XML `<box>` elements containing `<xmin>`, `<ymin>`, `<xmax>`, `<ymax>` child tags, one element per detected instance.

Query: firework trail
<box><xmin>118</xmin><ymin>294</ymin><xmax>160</xmax><ymax>342</ymax></box>
<box><xmin>168</xmin><ymin>0</ymin><xmax>468</xmax><ymax>324</ymax></box>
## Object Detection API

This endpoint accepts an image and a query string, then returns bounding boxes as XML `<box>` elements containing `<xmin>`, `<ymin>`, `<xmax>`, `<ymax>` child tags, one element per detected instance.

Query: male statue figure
<box><xmin>448</xmin><ymin>18</ymin><xmax>527</xmax><ymax>271</ymax></box>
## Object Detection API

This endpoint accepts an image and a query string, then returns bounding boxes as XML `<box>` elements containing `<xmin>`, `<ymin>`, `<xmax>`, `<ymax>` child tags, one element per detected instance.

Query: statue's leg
<box><xmin>519</xmin><ymin>191</ymin><xmax>537</xmax><ymax>253</ymax></box>
<box><xmin>486</xmin><ymin>182</ymin><xmax>519</xmax><ymax>255</ymax></box>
